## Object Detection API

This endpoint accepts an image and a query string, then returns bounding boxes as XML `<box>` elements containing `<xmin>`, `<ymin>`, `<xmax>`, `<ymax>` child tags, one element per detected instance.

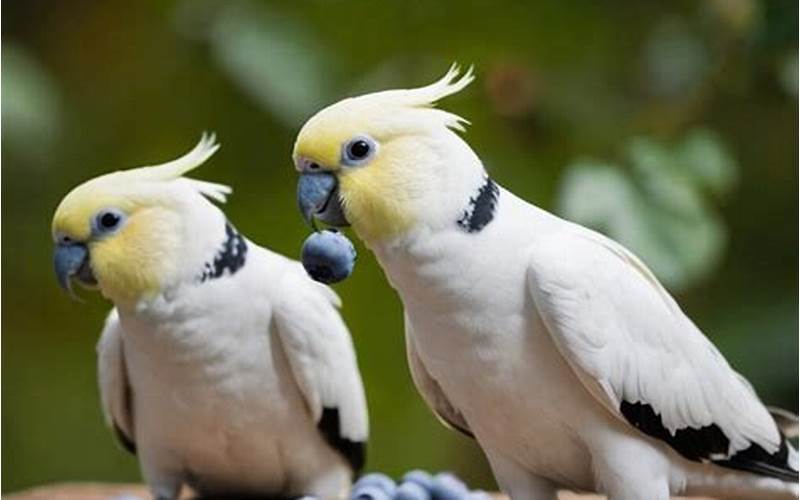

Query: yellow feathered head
<box><xmin>52</xmin><ymin>134</ymin><xmax>230</xmax><ymax>304</ymax></box>
<box><xmin>293</xmin><ymin>65</ymin><xmax>482</xmax><ymax>242</ymax></box>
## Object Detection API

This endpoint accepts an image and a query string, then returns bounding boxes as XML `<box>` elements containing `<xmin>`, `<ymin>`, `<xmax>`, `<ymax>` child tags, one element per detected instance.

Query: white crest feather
<box><xmin>179</xmin><ymin>178</ymin><xmax>232</xmax><ymax>204</ymax></box>
<box><xmin>118</xmin><ymin>132</ymin><xmax>232</xmax><ymax>203</ymax></box>
<box><xmin>134</xmin><ymin>132</ymin><xmax>220</xmax><ymax>181</ymax></box>
<box><xmin>362</xmin><ymin>63</ymin><xmax>475</xmax><ymax>131</ymax></box>
<box><xmin>382</xmin><ymin>63</ymin><xmax>475</xmax><ymax>108</ymax></box>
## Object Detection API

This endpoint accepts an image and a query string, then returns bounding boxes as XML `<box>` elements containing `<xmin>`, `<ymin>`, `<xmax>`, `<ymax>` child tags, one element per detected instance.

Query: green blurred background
<box><xmin>2</xmin><ymin>0</ymin><xmax>797</xmax><ymax>493</ymax></box>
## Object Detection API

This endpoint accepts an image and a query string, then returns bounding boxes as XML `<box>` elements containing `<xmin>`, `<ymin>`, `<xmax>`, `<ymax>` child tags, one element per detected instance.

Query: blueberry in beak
<box><xmin>300</xmin><ymin>230</ymin><xmax>356</xmax><ymax>284</ymax></box>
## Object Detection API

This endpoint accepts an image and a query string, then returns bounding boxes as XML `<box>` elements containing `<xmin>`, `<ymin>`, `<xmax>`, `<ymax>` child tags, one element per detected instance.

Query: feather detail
<box><xmin>361</xmin><ymin>63</ymin><xmax>475</xmax><ymax>132</ymax></box>
<box><xmin>122</xmin><ymin>132</ymin><xmax>231</xmax><ymax>202</ymax></box>
<box><xmin>374</xmin><ymin>63</ymin><xmax>475</xmax><ymax>108</ymax></box>
<box><xmin>178</xmin><ymin>178</ymin><xmax>232</xmax><ymax>204</ymax></box>
<box><xmin>129</xmin><ymin>132</ymin><xmax>220</xmax><ymax>181</ymax></box>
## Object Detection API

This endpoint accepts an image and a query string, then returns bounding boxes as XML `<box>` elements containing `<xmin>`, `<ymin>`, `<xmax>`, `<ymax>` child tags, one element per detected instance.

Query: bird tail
<box><xmin>769</xmin><ymin>406</ymin><xmax>799</xmax><ymax>439</ymax></box>
<box><xmin>787</xmin><ymin>440</ymin><xmax>799</xmax><ymax>475</ymax></box>
<box><xmin>685</xmin><ymin>439</ymin><xmax>799</xmax><ymax>499</ymax></box>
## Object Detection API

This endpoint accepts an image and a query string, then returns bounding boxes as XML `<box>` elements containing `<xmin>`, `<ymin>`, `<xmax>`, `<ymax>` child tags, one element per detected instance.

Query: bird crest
<box><xmin>358</xmin><ymin>64</ymin><xmax>475</xmax><ymax>131</ymax></box>
<box><xmin>115</xmin><ymin>132</ymin><xmax>231</xmax><ymax>203</ymax></box>
<box><xmin>294</xmin><ymin>64</ymin><xmax>476</xmax><ymax>172</ymax></box>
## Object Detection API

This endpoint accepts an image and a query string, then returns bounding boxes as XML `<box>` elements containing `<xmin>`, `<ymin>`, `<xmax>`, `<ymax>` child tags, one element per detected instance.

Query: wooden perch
<box><xmin>5</xmin><ymin>483</ymin><xmax>715</xmax><ymax>499</ymax></box>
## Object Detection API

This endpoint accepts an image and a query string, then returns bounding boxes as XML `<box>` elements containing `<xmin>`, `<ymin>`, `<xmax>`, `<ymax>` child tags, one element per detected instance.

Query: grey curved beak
<box><xmin>54</xmin><ymin>243</ymin><xmax>93</xmax><ymax>299</ymax></box>
<box><xmin>297</xmin><ymin>172</ymin><xmax>349</xmax><ymax>229</ymax></box>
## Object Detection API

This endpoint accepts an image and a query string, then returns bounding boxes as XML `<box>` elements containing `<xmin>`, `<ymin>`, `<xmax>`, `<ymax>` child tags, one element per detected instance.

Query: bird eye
<box><xmin>342</xmin><ymin>135</ymin><xmax>377</xmax><ymax>166</ymax></box>
<box><xmin>349</xmin><ymin>141</ymin><xmax>370</xmax><ymax>159</ymax></box>
<box><xmin>92</xmin><ymin>208</ymin><xmax>126</xmax><ymax>236</ymax></box>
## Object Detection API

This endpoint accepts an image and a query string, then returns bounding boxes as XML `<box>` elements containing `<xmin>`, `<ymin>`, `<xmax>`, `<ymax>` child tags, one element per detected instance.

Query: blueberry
<box><xmin>394</xmin><ymin>481</ymin><xmax>432</xmax><ymax>500</ymax></box>
<box><xmin>353</xmin><ymin>473</ymin><xmax>396</xmax><ymax>497</ymax></box>
<box><xmin>401</xmin><ymin>470</ymin><xmax>434</xmax><ymax>491</ymax></box>
<box><xmin>351</xmin><ymin>485</ymin><xmax>392</xmax><ymax>500</ymax></box>
<box><xmin>301</xmin><ymin>229</ymin><xmax>357</xmax><ymax>284</ymax></box>
<box><xmin>430</xmin><ymin>472</ymin><xmax>469</xmax><ymax>500</ymax></box>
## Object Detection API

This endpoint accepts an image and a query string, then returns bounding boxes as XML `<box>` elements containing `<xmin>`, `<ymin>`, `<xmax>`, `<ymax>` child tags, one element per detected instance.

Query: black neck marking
<box><xmin>457</xmin><ymin>175</ymin><xmax>499</xmax><ymax>233</ymax></box>
<box><xmin>199</xmin><ymin>222</ymin><xmax>248</xmax><ymax>282</ymax></box>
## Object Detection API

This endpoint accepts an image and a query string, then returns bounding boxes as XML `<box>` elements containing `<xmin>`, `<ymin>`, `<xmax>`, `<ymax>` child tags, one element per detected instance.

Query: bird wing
<box><xmin>272</xmin><ymin>265</ymin><xmax>368</xmax><ymax>472</ymax></box>
<box><xmin>526</xmin><ymin>227</ymin><xmax>797</xmax><ymax>480</ymax></box>
<box><xmin>97</xmin><ymin>308</ymin><xmax>136</xmax><ymax>454</ymax></box>
<box><xmin>405</xmin><ymin>314</ymin><xmax>473</xmax><ymax>438</ymax></box>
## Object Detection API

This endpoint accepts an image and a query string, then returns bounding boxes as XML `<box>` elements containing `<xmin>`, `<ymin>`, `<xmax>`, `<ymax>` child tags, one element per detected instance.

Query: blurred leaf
<box><xmin>672</xmin><ymin>129</ymin><xmax>738</xmax><ymax>196</ymax></box>
<box><xmin>555</xmin><ymin>160</ymin><xmax>640</xmax><ymax>232</ymax></box>
<box><xmin>1</xmin><ymin>43</ymin><xmax>61</xmax><ymax>164</ymax></box>
<box><xmin>778</xmin><ymin>52</ymin><xmax>798</xmax><ymax>98</ymax></box>
<box><xmin>208</xmin><ymin>3</ymin><xmax>338</xmax><ymax>126</ymax></box>
<box><xmin>706</xmin><ymin>0</ymin><xmax>758</xmax><ymax>33</ymax></box>
<box><xmin>628</xmin><ymin>130</ymin><xmax>737</xmax><ymax>197</ymax></box>
<box><xmin>557</xmin><ymin>130</ymin><xmax>737</xmax><ymax>291</ymax></box>
<box><xmin>641</xmin><ymin>18</ymin><xmax>709</xmax><ymax>98</ymax></box>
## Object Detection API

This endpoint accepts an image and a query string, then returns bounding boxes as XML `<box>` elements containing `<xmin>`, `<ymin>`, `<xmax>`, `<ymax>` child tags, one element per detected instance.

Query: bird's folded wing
<box><xmin>526</xmin><ymin>229</ymin><xmax>786</xmax><ymax>468</ymax></box>
<box><xmin>97</xmin><ymin>309</ymin><xmax>136</xmax><ymax>454</ymax></box>
<box><xmin>405</xmin><ymin>316</ymin><xmax>473</xmax><ymax>438</ymax></box>
<box><xmin>272</xmin><ymin>265</ymin><xmax>368</xmax><ymax>471</ymax></box>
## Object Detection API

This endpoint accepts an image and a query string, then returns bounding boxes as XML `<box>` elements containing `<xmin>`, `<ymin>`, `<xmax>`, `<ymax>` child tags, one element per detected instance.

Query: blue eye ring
<box><xmin>341</xmin><ymin>135</ymin><xmax>378</xmax><ymax>166</ymax></box>
<box><xmin>91</xmin><ymin>208</ymin><xmax>127</xmax><ymax>236</ymax></box>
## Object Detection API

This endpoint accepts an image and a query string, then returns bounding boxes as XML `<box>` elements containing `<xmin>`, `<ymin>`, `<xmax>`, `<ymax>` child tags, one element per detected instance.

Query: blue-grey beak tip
<box><xmin>54</xmin><ymin>243</ymin><xmax>89</xmax><ymax>301</ymax></box>
<box><xmin>297</xmin><ymin>172</ymin><xmax>349</xmax><ymax>229</ymax></box>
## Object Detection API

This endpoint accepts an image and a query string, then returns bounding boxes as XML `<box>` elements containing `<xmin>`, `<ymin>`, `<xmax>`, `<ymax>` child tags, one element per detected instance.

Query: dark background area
<box><xmin>2</xmin><ymin>0</ymin><xmax>797</xmax><ymax>493</ymax></box>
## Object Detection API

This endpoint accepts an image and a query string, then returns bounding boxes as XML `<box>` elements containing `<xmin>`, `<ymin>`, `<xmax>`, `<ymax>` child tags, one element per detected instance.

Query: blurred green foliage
<box><xmin>559</xmin><ymin>129</ymin><xmax>737</xmax><ymax>290</ymax></box>
<box><xmin>2</xmin><ymin>0</ymin><xmax>797</xmax><ymax>493</ymax></box>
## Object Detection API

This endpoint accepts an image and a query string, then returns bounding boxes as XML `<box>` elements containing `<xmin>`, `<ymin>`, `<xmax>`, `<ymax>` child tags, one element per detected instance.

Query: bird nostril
<box><xmin>309</xmin><ymin>162</ymin><xmax>320</xmax><ymax>171</ymax></box>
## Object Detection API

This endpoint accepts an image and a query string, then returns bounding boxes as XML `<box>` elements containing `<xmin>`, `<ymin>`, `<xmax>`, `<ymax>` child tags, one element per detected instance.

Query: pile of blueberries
<box><xmin>348</xmin><ymin>471</ymin><xmax>490</xmax><ymax>500</ymax></box>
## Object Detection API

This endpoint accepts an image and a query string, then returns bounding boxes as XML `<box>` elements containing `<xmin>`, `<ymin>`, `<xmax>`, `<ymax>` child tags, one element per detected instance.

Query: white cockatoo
<box><xmin>292</xmin><ymin>67</ymin><xmax>798</xmax><ymax>499</ymax></box>
<box><xmin>52</xmin><ymin>134</ymin><xmax>368</xmax><ymax>499</ymax></box>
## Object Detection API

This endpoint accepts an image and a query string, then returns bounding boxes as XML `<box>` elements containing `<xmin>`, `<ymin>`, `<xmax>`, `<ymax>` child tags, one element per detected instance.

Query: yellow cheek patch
<box><xmin>339</xmin><ymin>159</ymin><xmax>417</xmax><ymax>242</ymax></box>
<box><xmin>90</xmin><ymin>208</ymin><xmax>179</xmax><ymax>303</ymax></box>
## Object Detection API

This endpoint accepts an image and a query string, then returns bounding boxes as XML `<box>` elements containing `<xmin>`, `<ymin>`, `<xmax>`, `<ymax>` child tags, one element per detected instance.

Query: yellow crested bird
<box><xmin>292</xmin><ymin>67</ymin><xmax>798</xmax><ymax>499</ymax></box>
<box><xmin>52</xmin><ymin>134</ymin><xmax>368</xmax><ymax>499</ymax></box>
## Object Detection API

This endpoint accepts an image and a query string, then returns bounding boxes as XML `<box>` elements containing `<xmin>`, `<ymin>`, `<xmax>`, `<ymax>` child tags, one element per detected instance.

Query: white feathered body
<box><xmin>372</xmin><ymin>186</ymin><xmax>797</xmax><ymax>499</ymax></box>
<box><xmin>288</xmin><ymin>67</ymin><xmax>797</xmax><ymax>500</ymax></box>
<box><xmin>52</xmin><ymin>135</ymin><xmax>368</xmax><ymax>499</ymax></box>
<box><xmin>99</xmin><ymin>242</ymin><xmax>367</xmax><ymax>499</ymax></box>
